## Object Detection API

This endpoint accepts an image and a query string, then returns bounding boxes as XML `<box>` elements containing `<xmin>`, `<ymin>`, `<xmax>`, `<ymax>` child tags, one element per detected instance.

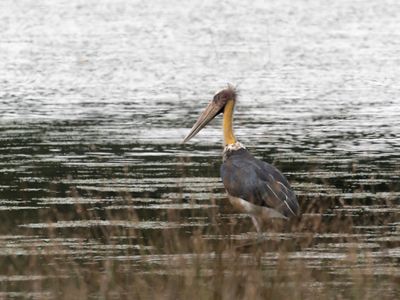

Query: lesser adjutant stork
<box><xmin>183</xmin><ymin>86</ymin><xmax>299</xmax><ymax>232</ymax></box>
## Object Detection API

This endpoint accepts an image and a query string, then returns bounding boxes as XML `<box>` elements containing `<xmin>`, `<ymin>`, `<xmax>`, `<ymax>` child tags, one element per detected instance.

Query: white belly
<box><xmin>228</xmin><ymin>195</ymin><xmax>287</xmax><ymax>220</ymax></box>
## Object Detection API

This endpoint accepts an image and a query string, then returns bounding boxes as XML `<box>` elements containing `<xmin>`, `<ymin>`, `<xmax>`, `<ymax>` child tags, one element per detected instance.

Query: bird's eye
<box><xmin>213</xmin><ymin>95</ymin><xmax>221</xmax><ymax>103</ymax></box>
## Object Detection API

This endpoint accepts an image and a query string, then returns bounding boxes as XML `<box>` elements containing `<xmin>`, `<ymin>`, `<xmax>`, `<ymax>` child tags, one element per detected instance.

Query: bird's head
<box><xmin>182</xmin><ymin>86</ymin><xmax>237</xmax><ymax>143</ymax></box>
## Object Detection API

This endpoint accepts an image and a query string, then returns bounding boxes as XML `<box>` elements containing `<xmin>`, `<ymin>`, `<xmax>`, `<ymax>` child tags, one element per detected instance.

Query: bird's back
<box><xmin>220</xmin><ymin>148</ymin><xmax>299</xmax><ymax>218</ymax></box>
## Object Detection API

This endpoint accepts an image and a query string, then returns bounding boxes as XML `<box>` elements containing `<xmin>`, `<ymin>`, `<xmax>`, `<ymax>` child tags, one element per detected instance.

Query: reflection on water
<box><xmin>1</xmin><ymin>0</ymin><xmax>400</xmax><ymax>298</ymax></box>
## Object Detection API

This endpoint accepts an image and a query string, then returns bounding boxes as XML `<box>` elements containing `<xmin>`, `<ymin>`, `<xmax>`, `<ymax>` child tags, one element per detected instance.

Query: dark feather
<box><xmin>220</xmin><ymin>148</ymin><xmax>299</xmax><ymax>217</ymax></box>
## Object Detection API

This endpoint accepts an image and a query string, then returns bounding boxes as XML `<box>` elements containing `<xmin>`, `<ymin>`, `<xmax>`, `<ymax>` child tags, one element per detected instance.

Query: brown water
<box><xmin>1</xmin><ymin>0</ymin><xmax>400</xmax><ymax>298</ymax></box>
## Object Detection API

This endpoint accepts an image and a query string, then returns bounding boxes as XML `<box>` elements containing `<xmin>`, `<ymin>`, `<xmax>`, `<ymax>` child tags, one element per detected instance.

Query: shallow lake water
<box><xmin>1</xmin><ymin>0</ymin><xmax>400</xmax><ymax>298</ymax></box>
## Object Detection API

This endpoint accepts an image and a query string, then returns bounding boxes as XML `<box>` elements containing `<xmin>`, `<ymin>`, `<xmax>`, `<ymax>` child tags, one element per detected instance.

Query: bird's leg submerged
<box><xmin>251</xmin><ymin>215</ymin><xmax>261</xmax><ymax>234</ymax></box>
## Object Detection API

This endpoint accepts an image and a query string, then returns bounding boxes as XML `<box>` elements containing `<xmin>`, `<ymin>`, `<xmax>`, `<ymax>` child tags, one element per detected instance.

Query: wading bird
<box><xmin>183</xmin><ymin>86</ymin><xmax>299</xmax><ymax>232</ymax></box>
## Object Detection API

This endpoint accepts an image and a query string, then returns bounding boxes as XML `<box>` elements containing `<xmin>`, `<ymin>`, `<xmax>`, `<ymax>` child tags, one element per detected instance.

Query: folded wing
<box><xmin>221</xmin><ymin>149</ymin><xmax>299</xmax><ymax>218</ymax></box>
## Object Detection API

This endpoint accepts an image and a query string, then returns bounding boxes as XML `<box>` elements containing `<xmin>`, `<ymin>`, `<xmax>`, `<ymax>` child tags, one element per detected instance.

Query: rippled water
<box><xmin>1</xmin><ymin>0</ymin><xmax>400</xmax><ymax>298</ymax></box>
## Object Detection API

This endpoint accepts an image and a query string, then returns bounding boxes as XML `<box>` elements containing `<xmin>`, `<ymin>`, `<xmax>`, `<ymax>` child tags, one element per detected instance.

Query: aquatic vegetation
<box><xmin>1</xmin><ymin>0</ymin><xmax>400</xmax><ymax>298</ymax></box>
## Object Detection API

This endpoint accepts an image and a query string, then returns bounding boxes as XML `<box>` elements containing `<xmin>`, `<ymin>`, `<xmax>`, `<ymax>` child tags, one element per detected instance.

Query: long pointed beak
<box><xmin>182</xmin><ymin>100</ymin><xmax>224</xmax><ymax>143</ymax></box>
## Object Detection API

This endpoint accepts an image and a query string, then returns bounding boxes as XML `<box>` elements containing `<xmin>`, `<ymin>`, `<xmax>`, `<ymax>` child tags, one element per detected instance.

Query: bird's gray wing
<box><xmin>221</xmin><ymin>150</ymin><xmax>299</xmax><ymax>217</ymax></box>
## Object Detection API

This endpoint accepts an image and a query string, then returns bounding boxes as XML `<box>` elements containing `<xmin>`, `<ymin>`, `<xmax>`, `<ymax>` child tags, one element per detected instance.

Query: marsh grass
<box><xmin>1</xmin><ymin>184</ymin><xmax>399</xmax><ymax>300</ymax></box>
<box><xmin>1</xmin><ymin>158</ymin><xmax>399</xmax><ymax>299</ymax></box>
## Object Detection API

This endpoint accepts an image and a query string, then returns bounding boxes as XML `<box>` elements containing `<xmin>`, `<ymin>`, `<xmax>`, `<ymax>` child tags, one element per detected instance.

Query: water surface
<box><xmin>1</xmin><ymin>0</ymin><xmax>400</xmax><ymax>298</ymax></box>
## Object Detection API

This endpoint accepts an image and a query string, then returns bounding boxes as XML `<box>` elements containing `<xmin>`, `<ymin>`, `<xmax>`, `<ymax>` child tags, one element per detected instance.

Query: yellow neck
<box><xmin>223</xmin><ymin>100</ymin><xmax>236</xmax><ymax>145</ymax></box>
